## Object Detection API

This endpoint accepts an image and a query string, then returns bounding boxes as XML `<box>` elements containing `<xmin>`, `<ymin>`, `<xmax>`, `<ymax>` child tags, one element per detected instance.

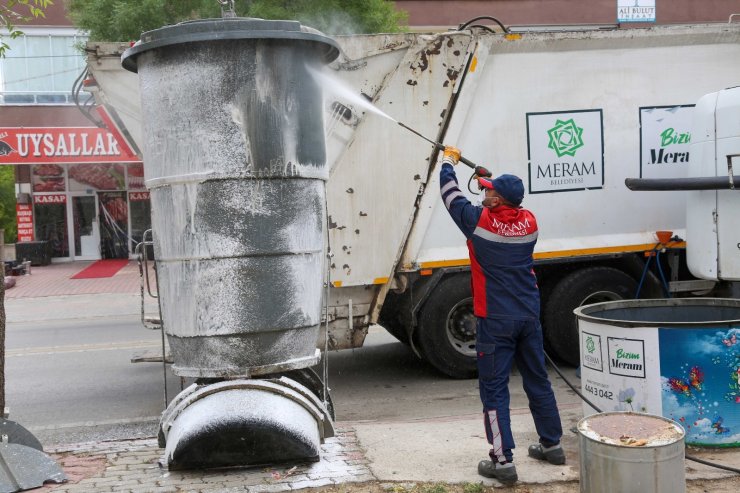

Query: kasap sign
<box><xmin>640</xmin><ymin>105</ymin><xmax>694</xmax><ymax>178</ymax></box>
<box><xmin>617</xmin><ymin>0</ymin><xmax>656</xmax><ymax>23</ymax></box>
<box><xmin>526</xmin><ymin>109</ymin><xmax>604</xmax><ymax>194</ymax></box>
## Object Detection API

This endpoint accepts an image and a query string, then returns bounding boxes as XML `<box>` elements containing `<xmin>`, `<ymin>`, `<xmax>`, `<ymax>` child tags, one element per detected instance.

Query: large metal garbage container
<box><xmin>575</xmin><ymin>298</ymin><xmax>740</xmax><ymax>447</ymax></box>
<box><xmin>122</xmin><ymin>18</ymin><xmax>340</xmax><ymax>378</ymax></box>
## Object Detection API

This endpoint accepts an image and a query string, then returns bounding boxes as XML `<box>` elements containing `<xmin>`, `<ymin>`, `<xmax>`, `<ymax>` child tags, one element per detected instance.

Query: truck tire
<box><xmin>378</xmin><ymin>291</ymin><xmax>411</xmax><ymax>345</ymax></box>
<box><xmin>417</xmin><ymin>274</ymin><xmax>477</xmax><ymax>379</ymax></box>
<box><xmin>543</xmin><ymin>267</ymin><xmax>637</xmax><ymax>366</ymax></box>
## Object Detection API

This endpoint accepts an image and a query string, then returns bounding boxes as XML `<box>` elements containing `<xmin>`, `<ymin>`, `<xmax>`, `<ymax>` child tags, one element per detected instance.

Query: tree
<box><xmin>1</xmin><ymin>0</ymin><xmax>53</xmax><ymax>57</ymax></box>
<box><xmin>67</xmin><ymin>0</ymin><xmax>407</xmax><ymax>41</ymax></box>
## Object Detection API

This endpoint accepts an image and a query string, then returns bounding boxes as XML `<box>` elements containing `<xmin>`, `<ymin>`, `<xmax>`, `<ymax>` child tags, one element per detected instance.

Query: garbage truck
<box><xmin>81</xmin><ymin>22</ymin><xmax>740</xmax><ymax>378</ymax></box>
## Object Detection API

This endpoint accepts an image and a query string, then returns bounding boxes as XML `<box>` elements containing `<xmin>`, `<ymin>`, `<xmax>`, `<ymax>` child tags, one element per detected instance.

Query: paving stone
<box><xmin>290</xmin><ymin>477</ymin><xmax>335</xmax><ymax>490</ymax></box>
<box><xmin>109</xmin><ymin>479</ymin><xmax>143</xmax><ymax>491</ymax></box>
<box><xmin>330</xmin><ymin>473</ymin><xmax>376</xmax><ymax>483</ymax></box>
<box><xmin>246</xmin><ymin>483</ymin><xmax>292</xmax><ymax>492</ymax></box>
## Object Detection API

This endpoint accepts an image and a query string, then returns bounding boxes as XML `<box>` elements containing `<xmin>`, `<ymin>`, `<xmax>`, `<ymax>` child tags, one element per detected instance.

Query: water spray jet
<box><xmin>310</xmin><ymin>65</ymin><xmax>490</xmax><ymax>176</ymax></box>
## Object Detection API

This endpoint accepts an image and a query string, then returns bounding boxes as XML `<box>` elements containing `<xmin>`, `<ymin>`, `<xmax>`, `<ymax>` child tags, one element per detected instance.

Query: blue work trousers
<box><xmin>476</xmin><ymin>317</ymin><xmax>562</xmax><ymax>463</ymax></box>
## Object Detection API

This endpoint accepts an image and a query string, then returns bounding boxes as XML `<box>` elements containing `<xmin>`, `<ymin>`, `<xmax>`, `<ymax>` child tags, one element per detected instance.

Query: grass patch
<box><xmin>420</xmin><ymin>485</ymin><xmax>449</xmax><ymax>493</ymax></box>
<box><xmin>462</xmin><ymin>483</ymin><xmax>484</xmax><ymax>493</ymax></box>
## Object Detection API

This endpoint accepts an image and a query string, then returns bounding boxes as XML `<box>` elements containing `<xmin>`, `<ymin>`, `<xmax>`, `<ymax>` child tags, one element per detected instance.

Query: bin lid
<box><xmin>574</xmin><ymin>298</ymin><xmax>740</xmax><ymax>327</ymax></box>
<box><xmin>122</xmin><ymin>17</ymin><xmax>340</xmax><ymax>72</ymax></box>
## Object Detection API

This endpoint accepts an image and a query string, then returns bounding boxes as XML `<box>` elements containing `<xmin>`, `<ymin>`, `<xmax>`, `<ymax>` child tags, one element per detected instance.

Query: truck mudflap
<box><xmin>159</xmin><ymin>377</ymin><xmax>334</xmax><ymax>470</ymax></box>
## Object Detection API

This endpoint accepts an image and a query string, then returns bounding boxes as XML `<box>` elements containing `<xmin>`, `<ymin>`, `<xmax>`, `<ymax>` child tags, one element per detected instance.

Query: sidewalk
<box><xmin>5</xmin><ymin>260</ymin><xmax>158</xmax><ymax>323</ymax></box>
<box><xmin>5</xmin><ymin>263</ymin><xmax>740</xmax><ymax>492</ymax></box>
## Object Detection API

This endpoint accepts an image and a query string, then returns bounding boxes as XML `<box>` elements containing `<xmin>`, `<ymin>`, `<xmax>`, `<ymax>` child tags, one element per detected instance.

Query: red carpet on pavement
<box><xmin>71</xmin><ymin>259</ymin><xmax>129</xmax><ymax>279</ymax></box>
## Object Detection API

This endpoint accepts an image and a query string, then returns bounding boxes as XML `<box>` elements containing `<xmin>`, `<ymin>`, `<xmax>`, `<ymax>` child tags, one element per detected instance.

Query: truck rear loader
<box><xmin>82</xmin><ymin>22</ymin><xmax>740</xmax><ymax>378</ymax></box>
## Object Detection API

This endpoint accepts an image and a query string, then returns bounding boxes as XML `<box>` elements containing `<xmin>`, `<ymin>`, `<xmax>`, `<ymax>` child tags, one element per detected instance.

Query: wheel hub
<box><xmin>446</xmin><ymin>298</ymin><xmax>477</xmax><ymax>357</ymax></box>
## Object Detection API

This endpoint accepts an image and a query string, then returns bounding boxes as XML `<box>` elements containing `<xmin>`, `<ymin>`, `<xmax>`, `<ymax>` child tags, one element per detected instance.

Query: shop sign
<box><xmin>129</xmin><ymin>191</ymin><xmax>150</xmax><ymax>201</ymax></box>
<box><xmin>16</xmin><ymin>204</ymin><xmax>34</xmax><ymax>242</ymax></box>
<box><xmin>526</xmin><ymin>109</ymin><xmax>604</xmax><ymax>193</ymax></box>
<box><xmin>617</xmin><ymin>0</ymin><xmax>656</xmax><ymax>23</ymax></box>
<box><xmin>607</xmin><ymin>337</ymin><xmax>646</xmax><ymax>378</ymax></box>
<box><xmin>0</xmin><ymin>127</ymin><xmax>139</xmax><ymax>165</ymax></box>
<box><xmin>640</xmin><ymin>105</ymin><xmax>694</xmax><ymax>178</ymax></box>
<box><xmin>34</xmin><ymin>194</ymin><xmax>67</xmax><ymax>205</ymax></box>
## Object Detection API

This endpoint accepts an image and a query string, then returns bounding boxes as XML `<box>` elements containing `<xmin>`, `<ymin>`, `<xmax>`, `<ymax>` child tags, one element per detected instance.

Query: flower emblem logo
<box><xmin>547</xmin><ymin>118</ymin><xmax>584</xmax><ymax>157</ymax></box>
<box><xmin>586</xmin><ymin>336</ymin><xmax>596</xmax><ymax>354</ymax></box>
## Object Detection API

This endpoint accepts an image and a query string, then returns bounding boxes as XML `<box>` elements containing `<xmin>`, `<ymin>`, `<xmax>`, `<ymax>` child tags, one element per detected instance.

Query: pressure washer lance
<box><xmin>396</xmin><ymin>121</ymin><xmax>492</xmax><ymax>178</ymax></box>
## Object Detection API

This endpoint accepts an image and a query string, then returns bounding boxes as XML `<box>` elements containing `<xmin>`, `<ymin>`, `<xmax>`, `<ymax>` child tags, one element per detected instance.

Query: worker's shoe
<box><xmin>528</xmin><ymin>443</ymin><xmax>566</xmax><ymax>465</ymax></box>
<box><xmin>477</xmin><ymin>460</ymin><xmax>518</xmax><ymax>485</ymax></box>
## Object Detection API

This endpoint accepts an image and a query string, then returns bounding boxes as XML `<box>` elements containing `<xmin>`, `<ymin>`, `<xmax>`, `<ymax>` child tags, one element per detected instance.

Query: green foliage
<box><xmin>419</xmin><ymin>485</ymin><xmax>448</xmax><ymax>493</ymax></box>
<box><xmin>67</xmin><ymin>0</ymin><xmax>407</xmax><ymax>41</ymax></box>
<box><xmin>1</xmin><ymin>0</ymin><xmax>54</xmax><ymax>57</ymax></box>
<box><xmin>0</xmin><ymin>167</ymin><xmax>17</xmax><ymax>243</ymax></box>
<box><xmin>462</xmin><ymin>482</ymin><xmax>484</xmax><ymax>493</ymax></box>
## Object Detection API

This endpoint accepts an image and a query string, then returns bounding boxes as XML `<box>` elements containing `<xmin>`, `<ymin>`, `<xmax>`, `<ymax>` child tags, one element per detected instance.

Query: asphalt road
<box><xmin>5</xmin><ymin>316</ymin><xmax>580</xmax><ymax>446</ymax></box>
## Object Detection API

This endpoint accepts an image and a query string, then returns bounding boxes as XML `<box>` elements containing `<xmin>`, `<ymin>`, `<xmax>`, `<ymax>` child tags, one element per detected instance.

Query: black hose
<box><xmin>544</xmin><ymin>351</ymin><xmax>740</xmax><ymax>474</ymax></box>
<box><xmin>71</xmin><ymin>67</ymin><xmax>104</xmax><ymax>128</ymax></box>
<box><xmin>467</xmin><ymin>25</ymin><xmax>497</xmax><ymax>34</ymax></box>
<box><xmin>458</xmin><ymin>16</ymin><xmax>509</xmax><ymax>33</ymax></box>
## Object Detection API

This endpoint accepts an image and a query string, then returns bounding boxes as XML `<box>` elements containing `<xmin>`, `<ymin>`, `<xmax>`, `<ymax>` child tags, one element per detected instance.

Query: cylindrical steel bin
<box><xmin>578</xmin><ymin>412</ymin><xmax>685</xmax><ymax>493</ymax></box>
<box><xmin>575</xmin><ymin>298</ymin><xmax>740</xmax><ymax>447</ymax></box>
<box><xmin>122</xmin><ymin>19</ymin><xmax>339</xmax><ymax>377</ymax></box>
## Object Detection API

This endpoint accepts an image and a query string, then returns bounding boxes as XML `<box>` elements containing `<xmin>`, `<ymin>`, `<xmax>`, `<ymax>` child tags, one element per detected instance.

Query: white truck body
<box><xmin>686</xmin><ymin>87</ymin><xmax>740</xmax><ymax>280</ymax></box>
<box><xmin>84</xmin><ymin>23</ymin><xmax>740</xmax><ymax>376</ymax></box>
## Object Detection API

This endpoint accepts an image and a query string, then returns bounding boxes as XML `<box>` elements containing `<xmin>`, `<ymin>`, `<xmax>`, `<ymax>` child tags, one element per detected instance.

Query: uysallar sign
<box><xmin>0</xmin><ymin>127</ymin><xmax>139</xmax><ymax>165</ymax></box>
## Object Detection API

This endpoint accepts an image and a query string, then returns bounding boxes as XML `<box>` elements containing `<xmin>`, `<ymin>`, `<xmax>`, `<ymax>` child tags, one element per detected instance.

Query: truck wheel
<box><xmin>417</xmin><ymin>274</ymin><xmax>477</xmax><ymax>379</ymax></box>
<box><xmin>378</xmin><ymin>291</ymin><xmax>411</xmax><ymax>345</ymax></box>
<box><xmin>543</xmin><ymin>267</ymin><xmax>637</xmax><ymax>366</ymax></box>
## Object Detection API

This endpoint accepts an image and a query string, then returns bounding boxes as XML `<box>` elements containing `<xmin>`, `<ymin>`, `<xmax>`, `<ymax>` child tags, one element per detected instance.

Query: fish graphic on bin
<box><xmin>122</xmin><ymin>17</ymin><xmax>339</xmax><ymax>469</ymax></box>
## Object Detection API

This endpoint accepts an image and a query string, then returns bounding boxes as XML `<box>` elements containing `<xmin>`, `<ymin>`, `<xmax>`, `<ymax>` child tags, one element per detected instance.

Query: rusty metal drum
<box><xmin>578</xmin><ymin>411</ymin><xmax>686</xmax><ymax>493</ymax></box>
<box><xmin>122</xmin><ymin>18</ymin><xmax>339</xmax><ymax>377</ymax></box>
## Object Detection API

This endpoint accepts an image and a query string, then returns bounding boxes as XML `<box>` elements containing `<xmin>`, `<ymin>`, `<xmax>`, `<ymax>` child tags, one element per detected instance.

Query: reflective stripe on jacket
<box><xmin>440</xmin><ymin>162</ymin><xmax>540</xmax><ymax>320</ymax></box>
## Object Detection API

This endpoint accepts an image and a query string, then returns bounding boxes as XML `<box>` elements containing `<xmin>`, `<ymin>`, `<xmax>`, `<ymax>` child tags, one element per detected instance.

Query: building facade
<box><xmin>1</xmin><ymin>3</ymin><xmax>149</xmax><ymax>261</ymax></box>
<box><xmin>1</xmin><ymin>1</ymin><xmax>737</xmax><ymax>262</ymax></box>
<box><xmin>395</xmin><ymin>1</ymin><xmax>740</xmax><ymax>31</ymax></box>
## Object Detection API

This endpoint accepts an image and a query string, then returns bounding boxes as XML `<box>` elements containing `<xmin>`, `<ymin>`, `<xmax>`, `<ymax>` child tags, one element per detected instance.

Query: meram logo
<box><xmin>611</xmin><ymin>347</ymin><xmax>643</xmax><ymax>372</ymax></box>
<box><xmin>547</xmin><ymin>119</ymin><xmax>584</xmax><ymax>157</ymax></box>
<box><xmin>586</xmin><ymin>336</ymin><xmax>596</xmax><ymax>354</ymax></box>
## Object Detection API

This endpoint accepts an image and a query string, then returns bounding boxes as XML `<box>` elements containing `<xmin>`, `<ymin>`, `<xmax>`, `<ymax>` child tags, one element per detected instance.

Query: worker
<box><xmin>439</xmin><ymin>146</ymin><xmax>565</xmax><ymax>485</ymax></box>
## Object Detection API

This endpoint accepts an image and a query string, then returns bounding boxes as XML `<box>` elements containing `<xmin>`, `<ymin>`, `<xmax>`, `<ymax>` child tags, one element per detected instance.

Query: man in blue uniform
<box><xmin>439</xmin><ymin>146</ymin><xmax>565</xmax><ymax>485</ymax></box>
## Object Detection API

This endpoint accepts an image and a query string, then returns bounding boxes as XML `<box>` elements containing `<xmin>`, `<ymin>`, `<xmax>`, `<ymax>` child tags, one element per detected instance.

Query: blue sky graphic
<box><xmin>659</xmin><ymin>327</ymin><xmax>740</xmax><ymax>446</ymax></box>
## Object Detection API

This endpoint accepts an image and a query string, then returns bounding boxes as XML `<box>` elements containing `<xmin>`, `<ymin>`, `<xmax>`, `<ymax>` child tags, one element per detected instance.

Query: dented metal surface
<box><xmin>325</xmin><ymin>33</ymin><xmax>472</xmax><ymax>290</ymax></box>
<box><xmin>578</xmin><ymin>412</ymin><xmax>686</xmax><ymax>493</ymax></box>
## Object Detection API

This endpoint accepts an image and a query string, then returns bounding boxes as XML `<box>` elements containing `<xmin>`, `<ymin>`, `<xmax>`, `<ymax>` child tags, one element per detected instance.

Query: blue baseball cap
<box><xmin>478</xmin><ymin>174</ymin><xmax>525</xmax><ymax>206</ymax></box>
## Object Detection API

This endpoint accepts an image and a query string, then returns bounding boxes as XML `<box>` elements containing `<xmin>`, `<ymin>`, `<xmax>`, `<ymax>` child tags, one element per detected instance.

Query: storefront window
<box><xmin>127</xmin><ymin>163</ymin><xmax>145</xmax><ymax>189</ymax></box>
<box><xmin>68</xmin><ymin>164</ymin><xmax>126</xmax><ymax>191</ymax></box>
<box><xmin>99</xmin><ymin>191</ymin><xmax>128</xmax><ymax>259</ymax></box>
<box><xmin>32</xmin><ymin>164</ymin><xmax>66</xmax><ymax>192</ymax></box>
<box><xmin>33</xmin><ymin>195</ymin><xmax>69</xmax><ymax>257</ymax></box>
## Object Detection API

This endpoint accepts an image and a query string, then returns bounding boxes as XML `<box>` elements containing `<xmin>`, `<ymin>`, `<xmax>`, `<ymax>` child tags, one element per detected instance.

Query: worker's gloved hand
<box><xmin>443</xmin><ymin>146</ymin><xmax>461</xmax><ymax>166</ymax></box>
